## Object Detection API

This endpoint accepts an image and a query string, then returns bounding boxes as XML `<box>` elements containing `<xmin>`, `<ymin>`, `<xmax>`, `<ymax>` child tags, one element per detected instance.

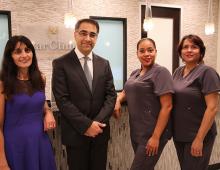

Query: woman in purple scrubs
<box><xmin>114</xmin><ymin>38</ymin><xmax>174</xmax><ymax>170</ymax></box>
<box><xmin>172</xmin><ymin>34</ymin><xmax>220</xmax><ymax>170</ymax></box>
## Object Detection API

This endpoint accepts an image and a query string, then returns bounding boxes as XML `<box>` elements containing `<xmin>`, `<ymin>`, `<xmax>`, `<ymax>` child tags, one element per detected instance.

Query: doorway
<box><xmin>141</xmin><ymin>5</ymin><xmax>180</xmax><ymax>73</ymax></box>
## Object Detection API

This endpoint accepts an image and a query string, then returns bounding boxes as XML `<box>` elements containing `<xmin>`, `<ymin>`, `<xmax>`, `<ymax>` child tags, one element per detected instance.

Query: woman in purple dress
<box><xmin>114</xmin><ymin>38</ymin><xmax>173</xmax><ymax>170</ymax></box>
<box><xmin>0</xmin><ymin>35</ymin><xmax>57</xmax><ymax>170</ymax></box>
<box><xmin>172</xmin><ymin>34</ymin><xmax>220</xmax><ymax>170</ymax></box>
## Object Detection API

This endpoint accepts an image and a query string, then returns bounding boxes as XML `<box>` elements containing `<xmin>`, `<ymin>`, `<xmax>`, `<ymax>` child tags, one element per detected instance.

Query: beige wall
<box><xmin>1</xmin><ymin>0</ymin><xmax>219</xmax><ymax>99</ymax></box>
<box><xmin>1</xmin><ymin>0</ymin><xmax>219</xmax><ymax>71</ymax></box>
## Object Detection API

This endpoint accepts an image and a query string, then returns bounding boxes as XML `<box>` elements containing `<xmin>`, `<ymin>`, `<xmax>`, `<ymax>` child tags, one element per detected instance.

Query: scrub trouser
<box><xmin>174</xmin><ymin>136</ymin><xmax>215</xmax><ymax>170</ymax></box>
<box><xmin>130</xmin><ymin>140</ymin><xmax>168</xmax><ymax>170</ymax></box>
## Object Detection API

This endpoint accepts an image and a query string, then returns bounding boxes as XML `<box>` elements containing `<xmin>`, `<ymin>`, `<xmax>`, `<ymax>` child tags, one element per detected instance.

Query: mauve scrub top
<box><xmin>124</xmin><ymin>64</ymin><xmax>174</xmax><ymax>145</ymax></box>
<box><xmin>172</xmin><ymin>64</ymin><xmax>220</xmax><ymax>142</ymax></box>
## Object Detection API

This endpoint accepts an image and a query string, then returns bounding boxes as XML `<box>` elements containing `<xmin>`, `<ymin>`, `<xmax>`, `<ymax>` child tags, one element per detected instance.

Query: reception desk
<box><xmin>50</xmin><ymin>103</ymin><xmax>220</xmax><ymax>170</ymax></box>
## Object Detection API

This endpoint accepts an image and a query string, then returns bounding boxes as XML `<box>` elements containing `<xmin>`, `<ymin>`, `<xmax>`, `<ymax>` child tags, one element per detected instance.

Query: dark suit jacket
<box><xmin>52</xmin><ymin>49</ymin><xmax>116</xmax><ymax>146</ymax></box>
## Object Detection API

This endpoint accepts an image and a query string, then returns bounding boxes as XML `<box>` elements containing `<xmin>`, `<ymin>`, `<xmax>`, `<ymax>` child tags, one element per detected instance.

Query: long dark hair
<box><xmin>0</xmin><ymin>35</ymin><xmax>45</xmax><ymax>99</ymax></box>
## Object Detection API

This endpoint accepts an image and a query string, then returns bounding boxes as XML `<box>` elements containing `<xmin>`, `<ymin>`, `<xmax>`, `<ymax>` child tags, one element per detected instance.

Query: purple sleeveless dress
<box><xmin>3</xmin><ymin>89</ymin><xmax>56</xmax><ymax>170</ymax></box>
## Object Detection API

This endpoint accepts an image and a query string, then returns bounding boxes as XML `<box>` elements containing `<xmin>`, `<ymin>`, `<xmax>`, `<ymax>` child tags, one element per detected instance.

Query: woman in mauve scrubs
<box><xmin>172</xmin><ymin>34</ymin><xmax>220</xmax><ymax>170</ymax></box>
<box><xmin>114</xmin><ymin>38</ymin><xmax>174</xmax><ymax>170</ymax></box>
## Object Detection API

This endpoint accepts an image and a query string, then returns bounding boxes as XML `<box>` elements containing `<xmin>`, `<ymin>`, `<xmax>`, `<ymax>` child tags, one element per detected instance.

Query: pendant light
<box><xmin>64</xmin><ymin>0</ymin><xmax>77</xmax><ymax>29</ymax></box>
<box><xmin>143</xmin><ymin>0</ymin><xmax>154</xmax><ymax>31</ymax></box>
<box><xmin>205</xmin><ymin>0</ymin><xmax>215</xmax><ymax>35</ymax></box>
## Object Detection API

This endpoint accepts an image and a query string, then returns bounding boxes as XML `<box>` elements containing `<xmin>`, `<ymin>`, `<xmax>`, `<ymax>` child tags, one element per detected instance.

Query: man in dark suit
<box><xmin>52</xmin><ymin>18</ymin><xmax>116</xmax><ymax>170</ymax></box>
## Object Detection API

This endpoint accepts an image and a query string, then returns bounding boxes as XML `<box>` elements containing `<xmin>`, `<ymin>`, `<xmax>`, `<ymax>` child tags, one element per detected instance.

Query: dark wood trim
<box><xmin>141</xmin><ymin>6</ymin><xmax>181</xmax><ymax>73</ymax></box>
<box><xmin>0</xmin><ymin>10</ymin><xmax>12</xmax><ymax>38</ymax></box>
<box><xmin>90</xmin><ymin>16</ymin><xmax>127</xmax><ymax>91</ymax></box>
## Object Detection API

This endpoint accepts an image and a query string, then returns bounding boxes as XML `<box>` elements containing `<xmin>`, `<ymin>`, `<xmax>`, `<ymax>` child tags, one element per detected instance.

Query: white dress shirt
<box><xmin>75</xmin><ymin>47</ymin><xmax>93</xmax><ymax>78</ymax></box>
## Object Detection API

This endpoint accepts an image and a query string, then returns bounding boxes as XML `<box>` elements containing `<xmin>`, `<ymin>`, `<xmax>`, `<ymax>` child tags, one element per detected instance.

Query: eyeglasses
<box><xmin>77</xmin><ymin>30</ymin><xmax>98</xmax><ymax>38</ymax></box>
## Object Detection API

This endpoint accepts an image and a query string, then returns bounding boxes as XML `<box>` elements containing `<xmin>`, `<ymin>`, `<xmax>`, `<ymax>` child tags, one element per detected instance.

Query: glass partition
<box><xmin>90</xmin><ymin>16</ymin><xmax>127</xmax><ymax>91</ymax></box>
<box><xmin>0</xmin><ymin>11</ymin><xmax>11</xmax><ymax>69</ymax></box>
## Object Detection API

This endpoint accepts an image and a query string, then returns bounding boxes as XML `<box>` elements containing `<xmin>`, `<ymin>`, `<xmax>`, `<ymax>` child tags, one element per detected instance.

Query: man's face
<box><xmin>74</xmin><ymin>22</ymin><xmax>98</xmax><ymax>56</ymax></box>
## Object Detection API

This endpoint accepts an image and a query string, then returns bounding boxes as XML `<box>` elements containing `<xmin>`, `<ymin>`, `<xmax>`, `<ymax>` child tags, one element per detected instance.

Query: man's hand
<box><xmin>84</xmin><ymin>121</ymin><xmax>106</xmax><ymax>137</ymax></box>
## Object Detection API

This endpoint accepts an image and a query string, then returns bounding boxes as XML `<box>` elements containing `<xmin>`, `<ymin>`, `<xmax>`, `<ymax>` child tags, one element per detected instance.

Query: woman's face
<box><xmin>181</xmin><ymin>39</ymin><xmax>201</xmax><ymax>64</ymax></box>
<box><xmin>137</xmin><ymin>40</ymin><xmax>157</xmax><ymax>68</ymax></box>
<box><xmin>12</xmin><ymin>42</ymin><xmax>33</xmax><ymax>70</ymax></box>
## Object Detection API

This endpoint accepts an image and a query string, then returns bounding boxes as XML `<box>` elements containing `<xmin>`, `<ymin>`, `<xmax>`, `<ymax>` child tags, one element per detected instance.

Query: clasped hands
<box><xmin>84</xmin><ymin>121</ymin><xmax>106</xmax><ymax>138</ymax></box>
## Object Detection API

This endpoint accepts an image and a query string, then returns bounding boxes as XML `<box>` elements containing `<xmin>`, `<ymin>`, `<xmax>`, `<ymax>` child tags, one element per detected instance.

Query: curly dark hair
<box><xmin>0</xmin><ymin>35</ymin><xmax>45</xmax><ymax>99</ymax></box>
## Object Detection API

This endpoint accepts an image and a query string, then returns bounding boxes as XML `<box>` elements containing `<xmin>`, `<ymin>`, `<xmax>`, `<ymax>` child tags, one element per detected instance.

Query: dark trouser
<box><xmin>174</xmin><ymin>136</ymin><xmax>215</xmax><ymax>170</ymax></box>
<box><xmin>130</xmin><ymin>140</ymin><xmax>168</xmax><ymax>170</ymax></box>
<box><xmin>66</xmin><ymin>137</ymin><xmax>108</xmax><ymax>170</ymax></box>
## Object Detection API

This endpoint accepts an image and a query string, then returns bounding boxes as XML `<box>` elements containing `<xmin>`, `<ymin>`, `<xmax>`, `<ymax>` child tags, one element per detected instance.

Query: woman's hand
<box><xmin>191</xmin><ymin>137</ymin><xmax>203</xmax><ymax>157</ymax></box>
<box><xmin>44</xmin><ymin>110</ymin><xmax>56</xmax><ymax>131</ymax></box>
<box><xmin>113</xmin><ymin>90</ymin><xmax>126</xmax><ymax>119</ymax></box>
<box><xmin>113</xmin><ymin>100</ymin><xmax>122</xmax><ymax>119</ymax></box>
<box><xmin>0</xmin><ymin>164</ymin><xmax>10</xmax><ymax>170</ymax></box>
<box><xmin>145</xmin><ymin>136</ymin><xmax>160</xmax><ymax>156</ymax></box>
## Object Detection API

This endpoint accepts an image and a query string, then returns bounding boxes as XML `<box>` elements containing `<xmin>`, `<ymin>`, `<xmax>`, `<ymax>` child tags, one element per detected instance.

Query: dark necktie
<box><xmin>83</xmin><ymin>56</ymin><xmax>92</xmax><ymax>91</ymax></box>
